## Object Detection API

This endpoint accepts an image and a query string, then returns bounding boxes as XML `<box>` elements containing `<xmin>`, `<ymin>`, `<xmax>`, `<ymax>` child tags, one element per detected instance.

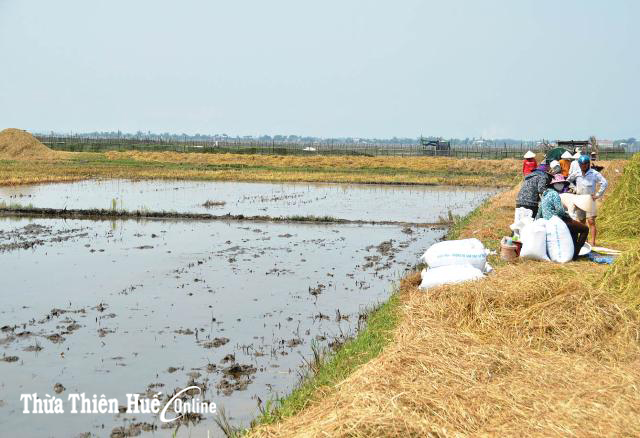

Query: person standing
<box><xmin>559</xmin><ymin>151</ymin><xmax>573</xmax><ymax>178</ymax></box>
<box><xmin>569</xmin><ymin>151</ymin><xmax>582</xmax><ymax>179</ymax></box>
<box><xmin>567</xmin><ymin>155</ymin><xmax>608</xmax><ymax>246</ymax></box>
<box><xmin>522</xmin><ymin>151</ymin><xmax>537</xmax><ymax>176</ymax></box>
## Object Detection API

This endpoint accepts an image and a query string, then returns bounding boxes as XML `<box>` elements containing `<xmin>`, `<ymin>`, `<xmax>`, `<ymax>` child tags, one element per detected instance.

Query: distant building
<box><xmin>597</xmin><ymin>139</ymin><xmax>614</xmax><ymax>149</ymax></box>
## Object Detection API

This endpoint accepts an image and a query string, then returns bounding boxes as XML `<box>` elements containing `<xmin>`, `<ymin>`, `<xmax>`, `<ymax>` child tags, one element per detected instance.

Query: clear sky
<box><xmin>0</xmin><ymin>0</ymin><xmax>637</xmax><ymax>139</ymax></box>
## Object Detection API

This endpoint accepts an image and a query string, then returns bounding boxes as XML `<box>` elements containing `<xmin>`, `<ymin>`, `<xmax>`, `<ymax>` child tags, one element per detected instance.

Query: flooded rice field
<box><xmin>0</xmin><ymin>180</ymin><xmax>498</xmax><ymax>223</ymax></box>
<box><xmin>0</xmin><ymin>180</ymin><xmax>498</xmax><ymax>437</ymax></box>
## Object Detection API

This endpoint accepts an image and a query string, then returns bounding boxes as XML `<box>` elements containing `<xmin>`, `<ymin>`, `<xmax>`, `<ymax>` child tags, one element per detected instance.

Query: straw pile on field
<box><xmin>0</xmin><ymin>128</ymin><xmax>56</xmax><ymax>160</ymax></box>
<box><xmin>599</xmin><ymin>154</ymin><xmax>640</xmax><ymax>308</ymax></box>
<box><xmin>599</xmin><ymin>153</ymin><xmax>640</xmax><ymax>241</ymax></box>
<box><xmin>251</xmin><ymin>156</ymin><xmax>640</xmax><ymax>438</ymax></box>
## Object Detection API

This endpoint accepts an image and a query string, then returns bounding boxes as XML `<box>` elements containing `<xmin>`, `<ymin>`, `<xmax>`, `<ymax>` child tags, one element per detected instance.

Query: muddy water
<box><xmin>0</xmin><ymin>181</ymin><xmax>498</xmax><ymax>437</ymax></box>
<box><xmin>0</xmin><ymin>217</ymin><xmax>443</xmax><ymax>437</ymax></box>
<box><xmin>0</xmin><ymin>180</ymin><xmax>498</xmax><ymax>223</ymax></box>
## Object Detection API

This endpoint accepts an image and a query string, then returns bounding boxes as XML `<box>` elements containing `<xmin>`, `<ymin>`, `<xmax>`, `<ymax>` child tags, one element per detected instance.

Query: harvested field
<box><xmin>0</xmin><ymin>140</ymin><xmax>521</xmax><ymax>187</ymax></box>
<box><xmin>103</xmin><ymin>150</ymin><xmax>522</xmax><ymax>175</ymax></box>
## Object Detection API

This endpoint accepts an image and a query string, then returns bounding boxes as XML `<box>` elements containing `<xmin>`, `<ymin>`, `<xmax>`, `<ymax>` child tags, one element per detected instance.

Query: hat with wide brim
<box><xmin>561</xmin><ymin>151</ymin><xmax>573</xmax><ymax>159</ymax></box>
<box><xmin>523</xmin><ymin>151</ymin><xmax>536</xmax><ymax>159</ymax></box>
<box><xmin>549</xmin><ymin>174</ymin><xmax>569</xmax><ymax>186</ymax></box>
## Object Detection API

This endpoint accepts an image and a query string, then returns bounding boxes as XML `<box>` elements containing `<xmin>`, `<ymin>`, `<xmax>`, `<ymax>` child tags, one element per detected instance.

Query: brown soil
<box><xmin>0</xmin><ymin>129</ymin><xmax>57</xmax><ymax>160</ymax></box>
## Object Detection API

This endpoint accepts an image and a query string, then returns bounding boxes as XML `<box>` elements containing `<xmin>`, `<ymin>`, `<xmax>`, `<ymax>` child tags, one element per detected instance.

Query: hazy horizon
<box><xmin>1</xmin><ymin>0</ymin><xmax>638</xmax><ymax>139</ymax></box>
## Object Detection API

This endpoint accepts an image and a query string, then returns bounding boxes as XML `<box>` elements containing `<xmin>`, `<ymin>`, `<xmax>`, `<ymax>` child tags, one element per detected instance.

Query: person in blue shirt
<box><xmin>537</xmin><ymin>174</ymin><xmax>589</xmax><ymax>260</ymax></box>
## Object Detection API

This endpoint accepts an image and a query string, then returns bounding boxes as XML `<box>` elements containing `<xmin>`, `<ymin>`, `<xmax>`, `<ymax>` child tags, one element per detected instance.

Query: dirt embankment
<box><xmin>0</xmin><ymin>128</ymin><xmax>57</xmax><ymax>160</ymax></box>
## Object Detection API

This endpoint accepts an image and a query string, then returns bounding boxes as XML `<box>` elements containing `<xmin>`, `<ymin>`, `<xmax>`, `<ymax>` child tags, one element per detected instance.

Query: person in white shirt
<box><xmin>568</xmin><ymin>151</ymin><xmax>582</xmax><ymax>180</ymax></box>
<box><xmin>567</xmin><ymin>155</ymin><xmax>608</xmax><ymax>245</ymax></box>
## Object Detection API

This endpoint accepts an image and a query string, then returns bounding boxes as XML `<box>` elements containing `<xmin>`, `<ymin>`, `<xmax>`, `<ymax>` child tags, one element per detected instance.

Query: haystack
<box><xmin>0</xmin><ymin>128</ymin><xmax>56</xmax><ymax>160</ymax></box>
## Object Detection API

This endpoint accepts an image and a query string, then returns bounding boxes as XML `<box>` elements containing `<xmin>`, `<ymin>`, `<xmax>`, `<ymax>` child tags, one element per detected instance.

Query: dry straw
<box><xmin>599</xmin><ymin>154</ymin><xmax>640</xmax><ymax>242</ymax></box>
<box><xmin>601</xmin><ymin>242</ymin><xmax>640</xmax><ymax>308</ymax></box>
<box><xmin>0</xmin><ymin>128</ymin><xmax>58</xmax><ymax>160</ymax></box>
<box><xmin>598</xmin><ymin>154</ymin><xmax>640</xmax><ymax>307</ymax></box>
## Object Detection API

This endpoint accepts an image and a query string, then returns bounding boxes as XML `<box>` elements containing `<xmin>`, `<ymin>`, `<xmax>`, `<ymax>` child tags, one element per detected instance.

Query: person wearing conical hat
<box><xmin>522</xmin><ymin>150</ymin><xmax>537</xmax><ymax>176</ymax></box>
<box><xmin>559</xmin><ymin>150</ymin><xmax>573</xmax><ymax>178</ymax></box>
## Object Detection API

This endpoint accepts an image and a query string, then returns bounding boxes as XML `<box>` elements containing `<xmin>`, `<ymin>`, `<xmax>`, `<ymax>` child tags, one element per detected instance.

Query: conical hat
<box><xmin>523</xmin><ymin>151</ymin><xmax>536</xmax><ymax>159</ymax></box>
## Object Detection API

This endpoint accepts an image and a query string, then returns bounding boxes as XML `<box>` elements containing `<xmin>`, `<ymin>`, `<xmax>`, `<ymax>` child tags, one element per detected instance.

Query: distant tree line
<box><xmin>35</xmin><ymin>131</ymin><xmax>638</xmax><ymax>150</ymax></box>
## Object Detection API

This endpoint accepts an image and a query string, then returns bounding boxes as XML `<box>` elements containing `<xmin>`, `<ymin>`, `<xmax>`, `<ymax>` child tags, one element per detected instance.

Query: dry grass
<box><xmin>598</xmin><ymin>156</ymin><xmax>640</xmax><ymax>307</ymax></box>
<box><xmin>601</xmin><ymin>242</ymin><xmax>640</xmax><ymax>309</ymax></box>
<box><xmin>0</xmin><ymin>151</ymin><xmax>521</xmax><ymax>187</ymax></box>
<box><xmin>0</xmin><ymin>128</ymin><xmax>61</xmax><ymax>160</ymax></box>
<box><xmin>599</xmin><ymin>156</ymin><xmax>639</xmax><ymax>245</ymax></box>
<box><xmin>103</xmin><ymin>150</ymin><xmax>522</xmax><ymax>175</ymax></box>
<box><xmin>249</xmin><ymin>157</ymin><xmax>640</xmax><ymax>438</ymax></box>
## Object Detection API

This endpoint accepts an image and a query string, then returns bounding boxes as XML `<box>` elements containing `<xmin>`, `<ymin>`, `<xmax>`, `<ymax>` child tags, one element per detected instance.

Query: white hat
<box><xmin>549</xmin><ymin>160</ymin><xmax>561</xmax><ymax>174</ymax></box>
<box><xmin>561</xmin><ymin>151</ymin><xmax>572</xmax><ymax>159</ymax></box>
<box><xmin>523</xmin><ymin>151</ymin><xmax>535</xmax><ymax>159</ymax></box>
<box><xmin>573</xmin><ymin>152</ymin><xmax>581</xmax><ymax>159</ymax></box>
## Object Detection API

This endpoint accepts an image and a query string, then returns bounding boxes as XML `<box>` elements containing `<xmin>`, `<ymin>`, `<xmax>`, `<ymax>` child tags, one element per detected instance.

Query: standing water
<box><xmin>0</xmin><ymin>180</ymin><xmax>498</xmax><ymax>437</ymax></box>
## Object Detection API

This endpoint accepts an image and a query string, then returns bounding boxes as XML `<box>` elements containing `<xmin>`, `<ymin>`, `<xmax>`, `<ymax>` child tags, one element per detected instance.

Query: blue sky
<box><xmin>0</xmin><ymin>0</ymin><xmax>637</xmax><ymax>139</ymax></box>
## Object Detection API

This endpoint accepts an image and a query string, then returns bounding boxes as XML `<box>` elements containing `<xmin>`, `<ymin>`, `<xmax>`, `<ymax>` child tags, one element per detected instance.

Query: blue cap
<box><xmin>578</xmin><ymin>155</ymin><xmax>591</xmax><ymax>165</ymax></box>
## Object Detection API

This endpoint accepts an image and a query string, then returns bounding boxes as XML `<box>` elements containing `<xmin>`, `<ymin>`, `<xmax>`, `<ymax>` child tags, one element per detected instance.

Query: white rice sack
<box><xmin>419</xmin><ymin>265</ymin><xmax>484</xmax><ymax>290</ymax></box>
<box><xmin>519</xmin><ymin>219</ymin><xmax>550</xmax><ymax>261</ymax></box>
<box><xmin>512</xmin><ymin>207</ymin><xmax>533</xmax><ymax>229</ymax></box>
<box><xmin>545</xmin><ymin>215</ymin><xmax>574</xmax><ymax>263</ymax></box>
<box><xmin>510</xmin><ymin>207</ymin><xmax>534</xmax><ymax>233</ymax></box>
<box><xmin>419</xmin><ymin>238</ymin><xmax>488</xmax><ymax>270</ymax></box>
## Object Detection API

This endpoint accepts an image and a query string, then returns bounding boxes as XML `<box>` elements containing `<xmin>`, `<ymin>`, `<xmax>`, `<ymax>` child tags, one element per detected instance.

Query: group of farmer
<box><xmin>516</xmin><ymin>148</ymin><xmax>608</xmax><ymax>259</ymax></box>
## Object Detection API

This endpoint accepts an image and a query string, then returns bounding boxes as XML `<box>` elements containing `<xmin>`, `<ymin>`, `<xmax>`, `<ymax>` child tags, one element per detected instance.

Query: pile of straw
<box><xmin>601</xmin><ymin>241</ymin><xmax>640</xmax><ymax>308</ymax></box>
<box><xmin>0</xmin><ymin>128</ymin><xmax>57</xmax><ymax>160</ymax></box>
<box><xmin>599</xmin><ymin>154</ymin><xmax>640</xmax><ymax>240</ymax></box>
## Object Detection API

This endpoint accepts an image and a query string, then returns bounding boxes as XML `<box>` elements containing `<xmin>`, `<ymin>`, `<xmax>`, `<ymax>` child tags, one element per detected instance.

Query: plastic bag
<box><xmin>519</xmin><ymin>219</ymin><xmax>550</xmax><ymax>261</ymax></box>
<box><xmin>419</xmin><ymin>264</ymin><xmax>485</xmax><ymax>290</ymax></box>
<box><xmin>420</xmin><ymin>238</ymin><xmax>488</xmax><ymax>271</ymax></box>
<box><xmin>545</xmin><ymin>215</ymin><xmax>574</xmax><ymax>263</ymax></box>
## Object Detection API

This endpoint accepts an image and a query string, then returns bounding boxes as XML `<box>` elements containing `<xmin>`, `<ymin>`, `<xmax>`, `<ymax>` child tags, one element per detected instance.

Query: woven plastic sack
<box><xmin>419</xmin><ymin>264</ymin><xmax>484</xmax><ymax>290</ymax></box>
<box><xmin>519</xmin><ymin>219</ymin><xmax>550</xmax><ymax>261</ymax></box>
<box><xmin>420</xmin><ymin>238</ymin><xmax>488</xmax><ymax>270</ymax></box>
<box><xmin>545</xmin><ymin>215</ymin><xmax>574</xmax><ymax>263</ymax></box>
